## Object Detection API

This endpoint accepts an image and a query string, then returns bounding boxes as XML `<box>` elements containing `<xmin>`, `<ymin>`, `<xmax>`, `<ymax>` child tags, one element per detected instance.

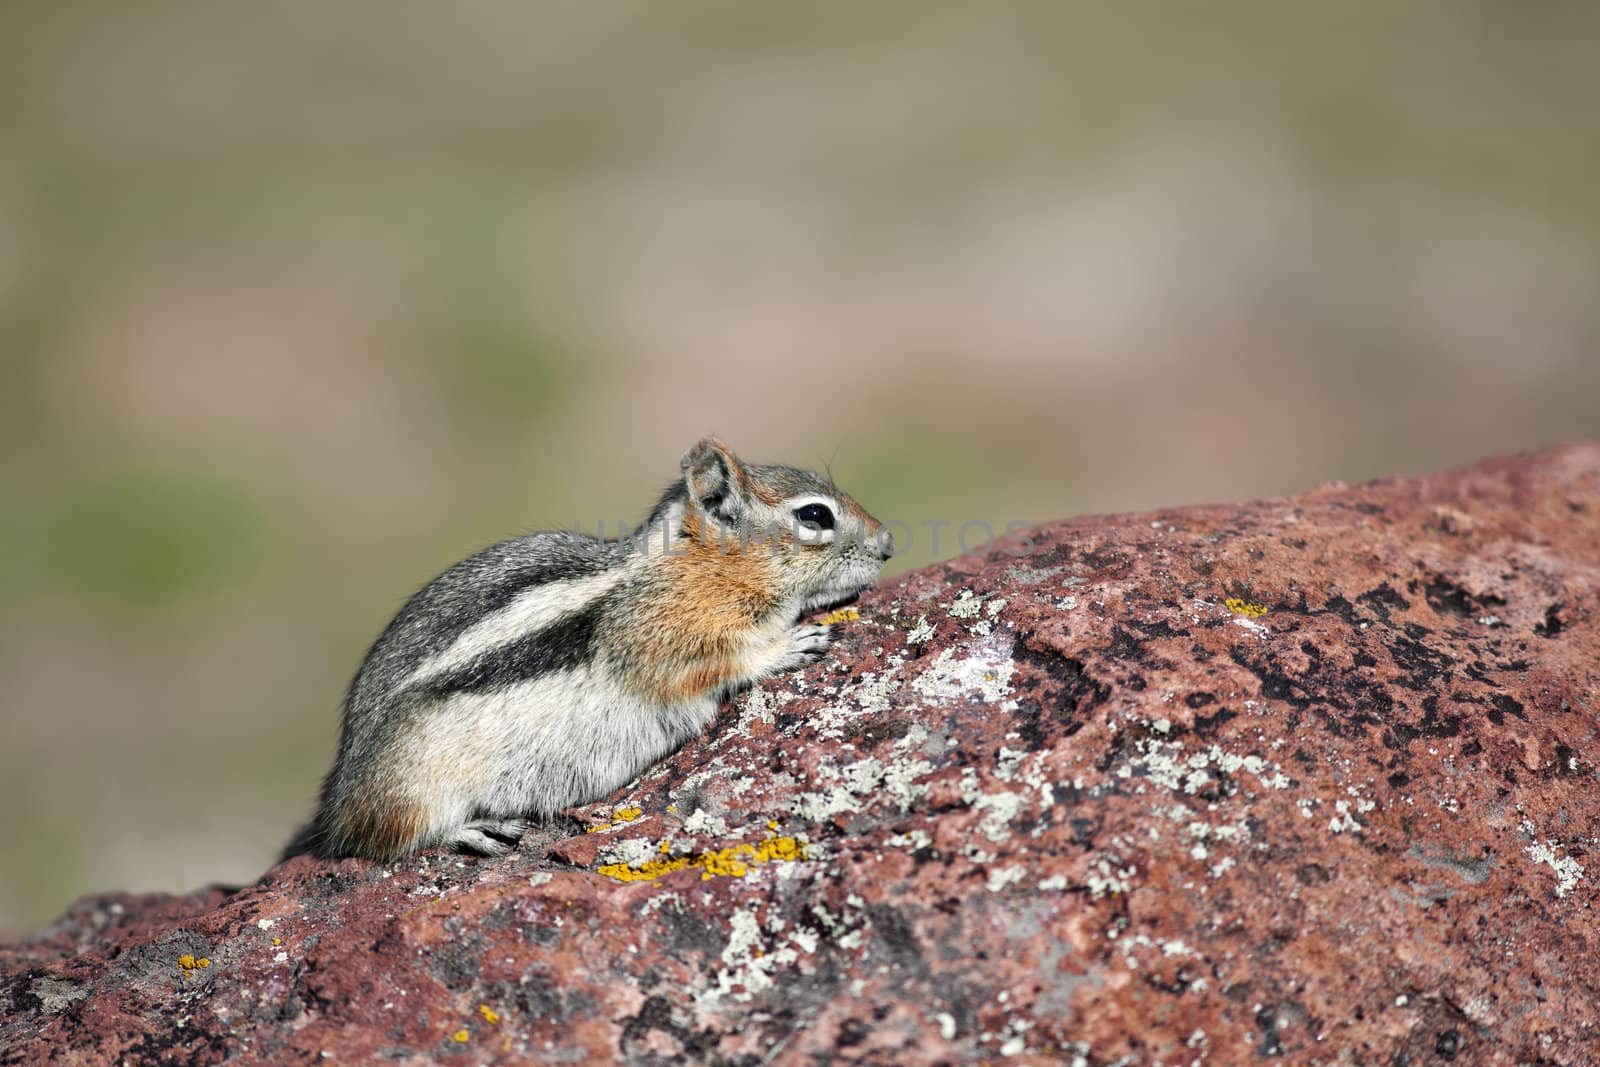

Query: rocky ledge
<box><xmin>4</xmin><ymin>444</ymin><xmax>1598</xmax><ymax>1066</ymax></box>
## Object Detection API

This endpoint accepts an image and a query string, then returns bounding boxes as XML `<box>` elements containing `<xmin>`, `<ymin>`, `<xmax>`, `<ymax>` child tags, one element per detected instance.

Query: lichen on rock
<box><xmin>3</xmin><ymin>442</ymin><xmax>1598</xmax><ymax>1064</ymax></box>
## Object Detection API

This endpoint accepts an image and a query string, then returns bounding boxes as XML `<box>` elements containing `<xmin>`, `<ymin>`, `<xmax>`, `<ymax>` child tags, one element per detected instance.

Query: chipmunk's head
<box><xmin>675</xmin><ymin>436</ymin><xmax>894</xmax><ymax>616</ymax></box>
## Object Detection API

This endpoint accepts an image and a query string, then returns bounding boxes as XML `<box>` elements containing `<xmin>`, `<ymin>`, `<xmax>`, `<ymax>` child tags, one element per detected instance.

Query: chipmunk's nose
<box><xmin>874</xmin><ymin>528</ymin><xmax>896</xmax><ymax>560</ymax></box>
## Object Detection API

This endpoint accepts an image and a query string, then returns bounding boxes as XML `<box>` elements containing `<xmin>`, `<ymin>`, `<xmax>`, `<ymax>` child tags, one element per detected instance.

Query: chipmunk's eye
<box><xmin>793</xmin><ymin>503</ymin><xmax>835</xmax><ymax>531</ymax></box>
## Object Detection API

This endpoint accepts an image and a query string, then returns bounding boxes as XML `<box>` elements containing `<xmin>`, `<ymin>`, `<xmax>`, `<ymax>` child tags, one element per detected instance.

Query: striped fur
<box><xmin>283</xmin><ymin>437</ymin><xmax>892</xmax><ymax>861</ymax></box>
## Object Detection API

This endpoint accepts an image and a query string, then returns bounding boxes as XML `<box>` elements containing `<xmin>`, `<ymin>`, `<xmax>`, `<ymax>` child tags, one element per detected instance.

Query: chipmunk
<box><xmin>281</xmin><ymin>437</ymin><xmax>893</xmax><ymax>862</ymax></box>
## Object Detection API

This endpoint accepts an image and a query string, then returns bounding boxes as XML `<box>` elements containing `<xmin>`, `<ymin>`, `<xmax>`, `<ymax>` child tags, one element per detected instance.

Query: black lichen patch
<box><xmin>1009</xmin><ymin>700</ymin><xmax>1054</xmax><ymax>750</ymax></box>
<box><xmin>1128</xmin><ymin>618</ymin><xmax>1192</xmax><ymax>641</ymax></box>
<box><xmin>835</xmin><ymin>1017</ymin><xmax>870</xmax><ymax>1047</ymax></box>
<box><xmin>1254</xmin><ymin>1003</ymin><xmax>1286</xmax><ymax>1057</ymax></box>
<box><xmin>849</xmin><ymin>717</ymin><xmax>911</xmax><ymax>752</ymax></box>
<box><xmin>1321</xmin><ymin>595</ymin><xmax>1360</xmax><ymax>626</ymax></box>
<box><xmin>1382</xmin><ymin>695</ymin><xmax>1465</xmax><ymax>751</ymax></box>
<box><xmin>656</xmin><ymin>904</ymin><xmax>727</xmax><ymax>959</ymax></box>
<box><xmin>618</xmin><ymin>994</ymin><xmax>719</xmax><ymax>1063</ymax></box>
<box><xmin>501</xmin><ymin>968</ymin><xmax>593</xmax><ymax>1025</ymax></box>
<box><xmin>1192</xmin><ymin>704</ymin><xmax>1239</xmax><ymax>737</ymax></box>
<box><xmin>304</xmin><ymin>871</ymin><xmax>364</xmax><ymax>900</ymax></box>
<box><xmin>1382</xmin><ymin>630</ymin><xmax>1456</xmax><ymax>693</ymax></box>
<box><xmin>1486</xmin><ymin>694</ymin><xmax>1527</xmax><ymax>725</ymax></box>
<box><xmin>1296</xmin><ymin>863</ymin><xmax>1334</xmax><ymax>885</ymax></box>
<box><xmin>1013</xmin><ymin>635</ymin><xmax>1112</xmax><ymax>725</ymax></box>
<box><xmin>1356</xmin><ymin>584</ymin><xmax>1411</xmax><ymax>623</ymax></box>
<box><xmin>1227</xmin><ymin>646</ymin><xmax>1390</xmax><ymax>741</ymax></box>
<box><xmin>1079</xmin><ymin>545</ymin><xmax>1129</xmax><ymax>573</ymax></box>
<box><xmin>430</xmin><ymin>927</ymin><xmax>487</xmax><ymax>992</ymax></box>
<box><xmin>1533</xmin><ymin>603</ymin><xmax>1565</xmax><ymax>638</ymax></box>
<box><xmin>57</xmin><ymin>1019</ymin><xmax>237</xmax><ymax>1067</ymax></box>
<box><xmin>1422</xmin><ymin>576</ymin><xmax>1504</xmax><ymax>620</ymax></box>
<box><xmin>1103</xmin><ymin>625</ymin><xmax>1177</xmax><ymax>674</ymax></box>
<box><xmin>863</xmin><ymin>904</ymin><xmax>928</xmax><ymax>979</ymax></box>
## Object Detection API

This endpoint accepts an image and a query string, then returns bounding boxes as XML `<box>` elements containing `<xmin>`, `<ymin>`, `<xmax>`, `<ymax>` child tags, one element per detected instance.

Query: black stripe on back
<box><xmin>475</xmin><ymin>554</ymin><xmax>614</xmax><ymax>617</ymax></box>
<box><xmin>409</xmin><ymin>599</ymin><xmax>603</xmax><ymax>699</ymax></box>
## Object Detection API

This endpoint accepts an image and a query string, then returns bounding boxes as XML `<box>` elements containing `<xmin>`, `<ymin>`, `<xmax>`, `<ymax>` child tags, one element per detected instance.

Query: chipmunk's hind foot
<box><xmin>447</xmin><ymin>818</ymin><xmax>530</xmax><ymax>856</ymax></box>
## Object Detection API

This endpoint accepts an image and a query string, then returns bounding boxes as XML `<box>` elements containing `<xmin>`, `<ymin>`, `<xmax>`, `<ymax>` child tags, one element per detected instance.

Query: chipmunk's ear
<box><xmin>682</xmin><ymin>436</ymin><xmax>750</xmax><ymax>522</ymax></box>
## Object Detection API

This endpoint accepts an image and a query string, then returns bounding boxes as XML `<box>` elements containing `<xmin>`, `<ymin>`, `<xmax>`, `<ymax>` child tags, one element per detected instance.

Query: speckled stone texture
<box><xmin>4</xmin><ymin>444</ymin><xmax>1598</xmax><ymax>1066</ymax></box>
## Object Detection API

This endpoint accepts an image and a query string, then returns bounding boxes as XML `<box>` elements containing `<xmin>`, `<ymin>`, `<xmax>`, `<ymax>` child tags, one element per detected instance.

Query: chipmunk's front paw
<box><xmin>779</xmin><ymin>623</ymin><xmax>833</xmax><ymax>670</ymax></box>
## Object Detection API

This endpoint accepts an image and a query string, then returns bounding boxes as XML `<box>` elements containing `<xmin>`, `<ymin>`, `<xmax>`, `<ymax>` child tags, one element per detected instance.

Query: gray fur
<box><xmin>282</xmin><ymin>439</ymin><xmax>892</xmax><ymax>862</ymax></box>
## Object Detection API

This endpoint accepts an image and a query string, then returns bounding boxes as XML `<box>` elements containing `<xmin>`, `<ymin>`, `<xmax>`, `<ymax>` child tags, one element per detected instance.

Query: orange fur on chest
<box><xmin>665</xmin><ymin>514</ymin><xmax>780</xmax><ymax>624</ymax></box>
<box><xmin>625</xmin><ymin>514</ymin><xmax>781</xmax><ymax>700</ymax></box>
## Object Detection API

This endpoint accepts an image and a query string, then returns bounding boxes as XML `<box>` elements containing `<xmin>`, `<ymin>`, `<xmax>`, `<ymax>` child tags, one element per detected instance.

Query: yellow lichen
<box><xmin>271</xmin><ymin>937</ymin><xmax>282</xmax><ymax>946</ymax></box>
<box><xmin>586</xmin><ymin>805</ymin><xmax>646</xmax><ymax>833</ymax></box>
<box><xmin>196</xmin><ymin>958</ymin><xmax>211</xmax><ymax>969</ymax></box>
<box><xmin>599</xmin><ymin>855</ymin><xmax>696</xmax><ymax>883</ymax></box>
<box><xmin>451</xmin><ymin>1028</ymin><xmax>470</xmax><ymax>1043</ymax></box>
<box><xmin>1225</xmin><ymin>597</ymin><xmax>1269</xmax><ymax>618</ymax></box>
<box><xmin>178</xmin><ymin>955</ymin><xmax>196</xmax><ymax>970</ymax></box>
<box><xmin>818</xmin><ymin>606</ymin><xmax>861</xmax><ymax>626</ymax></box>
<box><xmin>599</xmin><ymin>835</ymin><xmax>809</xmax><ymax>884</ymax></box>
<box><xmin>478</xmin><ymin>1004</ymin><xmax>500</xmax><ymax>1024</ymax></box>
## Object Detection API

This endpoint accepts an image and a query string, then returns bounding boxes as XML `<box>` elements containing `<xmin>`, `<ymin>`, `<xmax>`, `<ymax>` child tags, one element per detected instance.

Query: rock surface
<box><xmin>4</xmin><ymin>444</ymin><xmax>1599</xmax><ymax>1066</ymax></box>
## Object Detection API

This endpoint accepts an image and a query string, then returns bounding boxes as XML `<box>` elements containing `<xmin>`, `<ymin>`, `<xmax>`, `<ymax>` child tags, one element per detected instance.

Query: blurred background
<box><xmin>2</xmin><ymin>1</ymin><xmax>1597</xmax><ymax>933</ymax></box>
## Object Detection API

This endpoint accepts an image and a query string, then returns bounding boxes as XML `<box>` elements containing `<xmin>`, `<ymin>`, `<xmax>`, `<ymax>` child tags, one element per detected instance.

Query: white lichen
<box><xmin>890</xmin><ymin>829</ymin><xmax>933</xmax><ymax>851</ymax></box>
<box><xmin>681</xmin><ymin>810</ymin><xmax>728</xmax><ymax>837</ymax></box>
<box><xmin>1524</xmin><ymin>828</ymin><xmax>1585</xmax><ymax>899</ymax></box>
<box><xmin>959</xmin><ymin>769</ymin><xmax>1029</xmax><ymax>843</ymax></box>
<box><xmin>595</xmin><ymin>837</ymin><xmax>658</xmax><ymax>868</ymax></box>
<box><xmin>1232</xmin><ymin>615</ymin><xmax>1270</xmax><ymax>638</ymax></box>
<box><xmin>851</xmin><ymin>660</ymin><xmax>904</xmax><ymax>714</ymax></box>
<box><xmin>1085</xmin><ymin>855</ymin><xmax>1136</xmax><ymax>898</ymax></box>
<box><xmin>948</xmin><ymin>590</ymin><xmax>982</xmax><ymax>619</ymax></box>
<box><xmin>791</xmin><ymin>752</ymin><xmax>935</xmax><ymax>822</ymax></box>
<box><xmin>740</xmin><ymin>685</ymin><xmax>777</xmax><ymax>725</ymax></box>
<box><xmin>912</xmin><ymin>644</ymin><xmax>1017</xmax><ymax>708</ymax></box>
<box><xmin>987</xmin><ymin>864</ymin><xmax>1027</xmax><ymax>892</ymax></box>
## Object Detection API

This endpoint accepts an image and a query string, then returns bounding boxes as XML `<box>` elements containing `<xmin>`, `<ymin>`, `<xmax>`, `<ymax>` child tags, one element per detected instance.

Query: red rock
<box><xmin>3</xmin><ymin>443</ymin><xmax>1598</xmax><ymax>1065</ymax></box>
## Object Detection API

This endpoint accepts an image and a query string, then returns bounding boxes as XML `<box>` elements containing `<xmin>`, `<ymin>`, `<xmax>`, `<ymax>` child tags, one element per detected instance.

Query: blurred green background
<box><xmin>2</xmin><ymin>2</ymin><xmax>1597</xmax><ymax>933</ymax></box>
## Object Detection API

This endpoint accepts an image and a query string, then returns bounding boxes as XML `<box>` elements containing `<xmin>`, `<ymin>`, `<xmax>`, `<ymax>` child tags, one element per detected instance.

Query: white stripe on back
<box><xmin>402</xmin><ymin>569</ymin><xmax>623</xmax><ymax>687</ymax></box>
